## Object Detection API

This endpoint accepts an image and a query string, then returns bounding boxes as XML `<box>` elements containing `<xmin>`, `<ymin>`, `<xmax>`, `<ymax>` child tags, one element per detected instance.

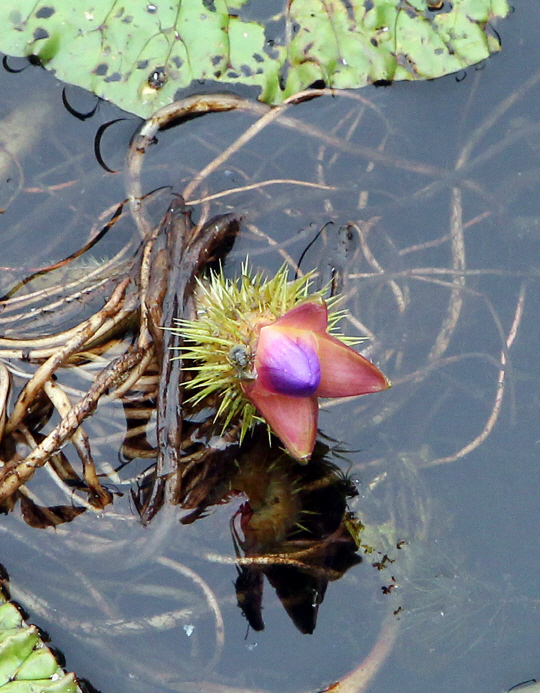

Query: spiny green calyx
<box><xmin>171</xmin><ymin>263</ymin><xmax>348</xmax><ymax>439</ymax></box>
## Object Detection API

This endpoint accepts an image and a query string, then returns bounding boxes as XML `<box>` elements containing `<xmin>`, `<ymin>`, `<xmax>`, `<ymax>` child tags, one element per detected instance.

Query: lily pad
<box><xmin>0</xmin><ymin>596</ymin><xmax>82</xmax><ymax>693</ymax></box>
<box><xmin>0</xmin><ymin>0</ymin><xmax>509</xmax><ymax>117</ymax></box>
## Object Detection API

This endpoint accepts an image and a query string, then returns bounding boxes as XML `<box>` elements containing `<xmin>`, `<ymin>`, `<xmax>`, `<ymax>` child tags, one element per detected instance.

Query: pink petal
<box><xmin>242</xmin><ymin>380</ymin><xmax>318</xmax><ymax>461</ymax></box>
<box><xmin>314</xmin><ymin>332</ymin><xmax>390</xmax><ymax>397</ymax></box>
<box><xmin>273</xmin><ymin>301</ymin><xmax>328</xmax><ymax>334</ymax></box>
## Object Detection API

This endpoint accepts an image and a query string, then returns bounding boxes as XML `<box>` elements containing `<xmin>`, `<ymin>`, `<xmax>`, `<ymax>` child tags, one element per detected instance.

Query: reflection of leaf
<box><xmin>0</xmin><ymin>0</ymin><xmax>509</xmax><ymax>117</ymax></box>
<box><xmin>19</xmin><ymin>494</ymin><xmax>85</xmax><ymax>529</ymax></box>
<box><xmin>0</xmin><ymin>593</ymin><xmax>82</xmax><ymax>693</ymax></box>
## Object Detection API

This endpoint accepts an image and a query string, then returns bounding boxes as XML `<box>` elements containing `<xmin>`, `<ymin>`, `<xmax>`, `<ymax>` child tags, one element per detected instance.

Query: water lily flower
<box><xmin>241</xmin><ymin>302</ymin><xmax>389</xmax><ymax>460</ymax></box>
<box><xmin>173</xmin><ymin>263</ymin><xmax>390</xmax><ymax>461</ymax></box>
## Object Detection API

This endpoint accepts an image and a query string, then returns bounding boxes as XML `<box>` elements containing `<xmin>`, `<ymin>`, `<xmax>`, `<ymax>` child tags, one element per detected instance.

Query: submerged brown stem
<box><xmin>425</xmin><ymin>282</ymin><xmax>526</xmax><ymax>467</ymax></box>
<box><xmin>156</xmin><ymin>556</ymin><xmax>225</xmax><ymax>671</ymax></box>
<box><xmin>126</xmin><ymin>90</ymin><xmax>446</xmax><ymax>236</ymax></box>
<box><xmin>126</xmin><ymin>93</ymin><xmax>262</xmax><ymax>237</ymax></box>
<box><xmin>427</xmin><ymin>187</ymin><xmax>466</xmax><ymax>364</ymax></box>
<box><xmin>321</xmin><ymin>615</ymin><xmax>400</xmax><ymax>693</ymax></box>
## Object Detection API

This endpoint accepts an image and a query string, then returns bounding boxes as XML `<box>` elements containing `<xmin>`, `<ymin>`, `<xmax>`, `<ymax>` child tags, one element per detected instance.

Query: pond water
<box><xmin>1</xmin><ymin>2</ymin><xmax>540</xmax><ymax>693</ymax></box>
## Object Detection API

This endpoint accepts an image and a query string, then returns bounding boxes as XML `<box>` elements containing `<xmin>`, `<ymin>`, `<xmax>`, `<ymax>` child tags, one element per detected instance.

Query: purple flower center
<box><xmin>257</xmin><ymin>331</ymin><xmax>321</xmax><ymax>397</ymax></box>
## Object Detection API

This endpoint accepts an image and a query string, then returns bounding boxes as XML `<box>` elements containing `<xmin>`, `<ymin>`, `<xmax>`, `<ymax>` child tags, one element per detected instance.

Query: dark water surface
<box><xmin>1</xmin><ymin>3</ymin><xmax>539</xmax><ymax>693</ymax></box>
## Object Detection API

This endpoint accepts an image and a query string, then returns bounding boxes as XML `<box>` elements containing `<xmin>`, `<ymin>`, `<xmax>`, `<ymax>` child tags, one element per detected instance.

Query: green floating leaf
<box><xmin>0</xmin><ymin>596</ymin><xmax>82</xmax><ymax>693</ymax></box>
<box><xmin>0</xmin><ymin>0</ymin><xmax>509</xmax><ymax>117</ymax></box>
